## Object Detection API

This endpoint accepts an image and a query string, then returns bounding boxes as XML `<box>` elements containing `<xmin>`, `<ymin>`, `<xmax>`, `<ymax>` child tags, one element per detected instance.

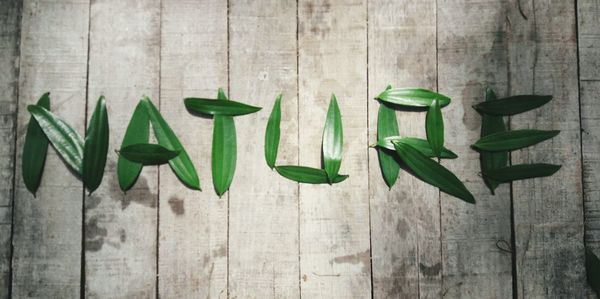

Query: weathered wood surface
<box><xmin>579</xmin><ymin>0</ymin><xmax>600</xmax><ymax>256</ymax></box>
<box><xmin>437</xmin><ymin>0</ymin><xmax>513</xmax><ymax>298</ymax></box>
<box><xmin>3</xmin><ymin>0</ymin><xmax>597</xmax><ymax>298</ymax></box>
<box><xmin>85</xmin><ymin>0</ymin><xmax>160</xmax><ymax>297</ymax></box>
<box><xmin>298</xmin><ymin>0</ymin><xmax>371</xmax><ymax>297</ymax></box>
<box><xmin>0</xmin><ymin>0</ymin><xmax>21</xmax><ymax>297</ymax></box>
<box><xmin>229</xmin><ymin>0</ymin><xmax>300</xmax><ymax>297</ymax></box>
<box><xmin>508</xmin><ymin>1</ymin><xmax>587</xmax><ymax>298</ymax></box>
<box><xmin>367</xmin><ymin>0</ymin><xmax>442</xmax><ymax>297</ymax></box>
<box><xmin>158</xmin><ymin>0</ymin><xmax>228</xmax><ymax>297</ymax></box>
<box><xmin>12</xmin><ymin>0</ymin><xmax>89</xmax><ymax>297</ymax></box>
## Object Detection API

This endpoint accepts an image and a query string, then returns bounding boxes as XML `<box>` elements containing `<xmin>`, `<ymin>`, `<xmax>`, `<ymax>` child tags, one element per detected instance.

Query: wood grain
<box><xmin>579</xmin><ymin>0</ymin><xmax>600</xmax><ymax>256</ymax></box>
<box><xmin>508</xmin><ymin>0</ymin><xmax>586</xmax><ymax>297</ymax></box>
<box><xmin>12</xmin><ymin>0</ymin><xmax>89</xmax><ymax>297</ymax></box>
<box><xmin>157</xmin><ymin>0</ymin><xmax>228</xmax><ymax>297</ymax></box>
<box><xmin>0</xmin><ymin>1</ymin><xmax>593</xmax><ymax>298</ymax></box>
<box><xmin>85</xmin><ymin>0</ymin><xmax>160</xmax><ymax>297</ymax></box>
<box><xmin>437</xmin><ymin>0</ymin><xmax>513</xmax><ymax>297</ymax></box>
<box><xmin>0</xmin><ymin>0</ymin><xmax>22</xmax><ymax>297</ymax></box>
<box><xmin>367</xmin><ymin>0</ymin><xmax>442</xmax><ymax>297</ymax></box>
<box><xmin>298</xmin><ymin>0</ymin><xmax>371</xmax><ymax>297</ymax></box>
<box><xmin>228</xmin><ymin>0</ymin><xmax>300</xmax><ymax>297</ymax></box>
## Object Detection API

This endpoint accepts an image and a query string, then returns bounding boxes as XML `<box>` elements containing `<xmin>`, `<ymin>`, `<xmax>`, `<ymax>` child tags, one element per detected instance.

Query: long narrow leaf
<box><xmin>28</xmin><ymin>105</ymin><xmax>84</xmax><ymax>175</ymax></box>
<box><xmin>393</xmin><ymin>140</ymin><xmax>475</xmax><ymax>204</ymax></box>
<box><xmin>184</xmin><ymin>97</ymin><xmax>262</xmax><ymax>116</ymax></box>
<box><xmin>275</xmin><ymin>165</ymin><xmax>348</xmax><ymax>184</ymax></box>
<box><xmin>376</xmin><ymin>88</ymin><xmax>451</xmax><ymax>108</ymax></box>
<box><xmin>265</xmin><ymin>94</ymin><xmax>282</xmax><ymax>169</ymax></box>
<box><xmin>479</xmin><ymin>88</ymin><xmax>508</xmax><ymax>194</ymax></box>
<box><xmin>22</xmin><ymin>92</ymin><xmax>51</xmax><ymax>196</ymax></box>
<box><xmin>212</xmin><ymin>89</ymin><xmax>236</xmax><ymax>197</ymax></box>
<box><xmin>426</xmin><ymin>99</ymin><xmax>444</xmax><ymax>157</ymax></box>
<box><xmin>483</xmin><ymin>163</ymin><xmax>561</xmax><ymax>182</ymax></box>
<box><xmin>586</xmin><ymin>248</ymin><xmax>600</xmax><ymax>295</ymax></box>
<box><xmin>322</xmin><ymin>94</ymin><xmax>343</xmax><ymax>183</ymax></box>
<box><xmin>377</xmin><ymin>136</ymin><xmax>457</xmax><ymax>159</ymax></box>
<box><xmin>83</xmin><ymin>96</ymin><xmax>109</xmax><ymax>193</ymax></box>
<box><xmin>117</xmin><ymin>100</ymin><xmax>150</xmax><ymax>191</ymax></box>
<box><xmin>376</xmin><ymin>104</ymin><xmax>400</xmax><ymax>188</ymax></box>
<box><xmin>472</xmin><ymin>129</ymin><xmax>560</xmax><ymax>152</ymax></box>
<box><xmin>143</xmin><ymin>97</ymin><xmax>200</xmax><ymax>190</ymax></box>
<box><xmin>473</xmin><ymin>95</ymin><xmax>552</xmax><ymax>116</ymax></box>
<box><xmin>119</xmin><ymin>143</ymin><xmax>180</xmax><ymax>165</ymax></box>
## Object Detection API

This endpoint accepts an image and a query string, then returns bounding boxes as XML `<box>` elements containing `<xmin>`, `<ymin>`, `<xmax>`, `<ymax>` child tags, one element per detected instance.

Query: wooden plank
<box><xmin>12</xmin><ymin>0</ymin><xmax>89</xmax><ymax>297</ymax></box>
<box><xmin>157</xmin><ymin>0</ymin><xmax>228</xmax><ymax>297</ymax></box>
<box><xmin>579</xmin><ymin>0</ymin><xmax>600</xmax><ymax>253</ymax></box>
<box><xmin>0</xmin><ymin>0</ymin><xmax>22</xmax><ymax>296</ymax></box>
<box><xmin>84</xmin><ymin>0</ymin><xmax>160</xmax><ymax>297</ymax></box>
<box><xmin>297</xmin><ymin>0</ymin><xmax>370</xmax><ymax>297</ymax></box>
<box><xmin>579</xmin><ymin>6</ymin><xmax>600</xmax><ymax>295</ymax></box>
<box><xmin>508</xmin><ymin>1</ymin><xmax>586</xmax><ymax>297</ymax></box>
<box><xmin>437</xmin><ymin>0</ymin><xmax>513</xmax><ymax>297</ymax></box>
<box><xmin>228</xmin><ymin>0</ymin><xmax>300</xmax><ymax>297</ymax></box>
<box><xmin>367</xmin><ymin>0</ymin><xmax>442</xmax><ymax>297</ymax></box>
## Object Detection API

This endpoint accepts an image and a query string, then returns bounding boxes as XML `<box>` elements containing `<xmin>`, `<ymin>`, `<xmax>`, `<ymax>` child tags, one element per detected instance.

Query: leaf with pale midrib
<box><xmin>27</xmin><ymin>105</ymin><xmax>84</xmax><ymax>176</ymax></box>
<box><xmin>322</xmin><ymin>94</ymin><xmax>343</xmax><ymax>183</ymax></box>
<box><xmin>265</xmin><ymin>94</ymin><xmax>282</xmax><ymax>169</ymax></box>
<box><xmin>275</xmin><ymin>165</ymin><xmax>348</xmax><ymax>184</ymax></box>
<box><xmin>393</xmin><ymin>140</ymin><xmax>475</xmax><ymax>204</ymax></box>
<box><xmin>212</xmin><ymin>88</ymin><xmax>237</xmax><ymax>197</ymax></box>
<box><xmin>376</xmin><ymin>88</ymin><xmax>451</xmax><ymax>108</ymax></box>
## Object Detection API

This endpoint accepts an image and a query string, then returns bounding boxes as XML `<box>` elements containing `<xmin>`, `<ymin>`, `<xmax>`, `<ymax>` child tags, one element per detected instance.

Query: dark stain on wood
<box><xmin>167</xmin><ymin>196</ymin><xmax>184</xmax><ymax>215</ymax></box>
<box><xmin>332</xmin><ymin>249</ymin><xmax>371</xmax><ymax>274</ymax></box>
<box><xmin>213</xmin><ymin>245</ymin><xmax>226</xmax><ymax>258</ymax></box>
<box><xmin>302</xmin><ymin>0</ymin><xmax>331</xmax><ymax>37</ymax></box>
<box><xmin>119</xmin><ymin>228</ymin><xmax>126</xmax><ymax>243</ymax></box>
<box><xmin>395</xmin><ymin>218</ymin><xmax>409</xmax><ymax>239</ymax></box>
<box><xmin>419</xmin><ymin>262</ymin><xmax>441</xmax><ymax>277</ymax></box>
<box><xmin>85</xmin><ymin>217</ymin><xmax>107</xmax><ymax>252</ymax></box>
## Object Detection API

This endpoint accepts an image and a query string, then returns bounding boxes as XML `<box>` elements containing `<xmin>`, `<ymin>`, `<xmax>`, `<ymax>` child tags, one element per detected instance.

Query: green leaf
<box><xmin>426</xmin><ymin>98</ymin><xmax>444</xmax><ymax>157</ymax></box>
<box><xmin>28</xmin><ymin>104</ymin><xmax>84</xmax><ymax>175</ymax></box>
<box><xmin>393</xmin><ymin>140</ymin><xmax>475</xmax><ymax>204</ymax></box>
<box><xmin>83</xmin><ymin>96</ymin><xmax>109</xmax><ymax>194</ymax></box>
<box><xmin>473</xmin><ymin>95</ymin><xmax>552</xmax><ymax>116</ymax></box>
<box><xmin>479</xmin><ymin>88</ymin><xmax>508</xmax><ymax>194</ymax></box>
<box><xmin>265</xmin><ymin>94</ymin><xmax>282</xmax><ymax>169</ymax></box>
<box><xmin>275</xmin><ymin>165</ymin><xmax>348</xmax><ymax>184</ymax></box>
<box><xmin>184</xmin><ymin>97</ymin><xmax>262</xmax><ymax>116</ymax></box>
<box><xmin>117</xmin><ymin>100</ymin><xmax>150</xmax><ymax>191</ymax></box>
<box><xmin>377</xmin><ymin>136</ymin><xmax>458</xmax><ymax>159</ymax></box>
<box><xmin>376</xmin><ymin>104</ymin><xmax>400</xmax><ymax>188</ymax></box>
<box><xmin>119</xmin><ymin>143</ymin><xmax>180</xmax><ymax>165</ymax></box>
<box><xmin>142</xmin><ymin>97</ymin><xmax>201</xmax><ymax>190</ymax></box>
<box><xmin>376</xmin><ymin>88</ymin><xmax>451</xmax><ymax>108</ymax></box>
<box><xmin>483</xmin><ymin>163</ymin><xmax>561</xmax><ymax>182</ymax></box>
<box><xmin>212</xmin><ymin>89</ymin><xmax>236</xmax><ymax>197</ymax></box>
<box><xmin>472</xmin><ymin>129</ymin><xmax>560</xmax><ymax>152</ymax></box>
<box><xmin>586</xmin><ymin>248</ymin><xmax>600</xmax><ymax>295</ymax></box>
<box><xmin>322</xmin><ymin>94</ymin><xmax>343</xmax><ymax>183</ymax></box>
<box><xmin>22</xmin><ymin>92</ymin><xmax>51</xmax><ymax>196</ymax></box>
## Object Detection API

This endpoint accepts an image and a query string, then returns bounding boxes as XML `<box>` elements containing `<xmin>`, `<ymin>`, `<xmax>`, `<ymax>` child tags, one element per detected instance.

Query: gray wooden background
<box><xmin>0</xmin><ymin>0</ymin><xmax>597</xmax><ymax>298</ymax></box>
